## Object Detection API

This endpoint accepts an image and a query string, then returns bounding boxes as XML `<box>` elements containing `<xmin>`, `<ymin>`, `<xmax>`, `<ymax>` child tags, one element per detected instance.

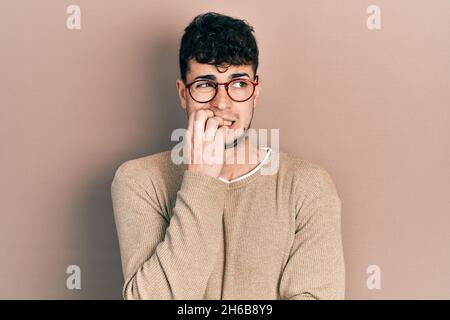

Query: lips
<box><xmin>222</xmin><ymin>119</ymin><xmax>236</xmax><ymax>128</ymax></box>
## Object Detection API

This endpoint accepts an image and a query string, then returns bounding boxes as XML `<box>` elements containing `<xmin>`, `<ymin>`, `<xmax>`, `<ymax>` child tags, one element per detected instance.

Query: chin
<box><xmin>224</xmin><ymin>129</ymin><xmax>247</xmax><ymax>149</ymax></box>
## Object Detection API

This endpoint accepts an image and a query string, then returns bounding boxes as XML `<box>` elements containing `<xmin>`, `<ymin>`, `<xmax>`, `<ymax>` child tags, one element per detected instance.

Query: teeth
<box><xmin>223</xmin><ymin>120</ymin><xmax>232</xmax><ymax>126</ymax></box>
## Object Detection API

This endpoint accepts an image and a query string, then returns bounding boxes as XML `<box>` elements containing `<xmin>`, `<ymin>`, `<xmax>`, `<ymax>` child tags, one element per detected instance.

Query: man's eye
<box><xmin>232</xmin><ymin>81</ymin><xmax>248</xmax><ymax>88</ymax></box>
<box><xmin>196</xmin><ymin>82</ymin><xmax>214</xmax><ymax>89</ymax></box>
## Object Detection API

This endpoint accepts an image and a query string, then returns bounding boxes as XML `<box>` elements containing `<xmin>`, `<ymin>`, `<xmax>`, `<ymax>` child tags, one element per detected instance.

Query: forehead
<box><xmin>187</xmin><ymin>59</ymin><xmax>254</xmax><ymax>81</ymax></box>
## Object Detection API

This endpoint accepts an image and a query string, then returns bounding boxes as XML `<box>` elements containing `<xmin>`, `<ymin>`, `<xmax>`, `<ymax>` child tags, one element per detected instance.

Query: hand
<box><xmin>184</xmin><ymin>109</ymin><xmax>228</xmax><ymax>178</ymax></box>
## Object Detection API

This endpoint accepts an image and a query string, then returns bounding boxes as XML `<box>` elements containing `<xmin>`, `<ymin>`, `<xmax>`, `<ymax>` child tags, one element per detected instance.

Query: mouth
<box><xmin>222</xmin><ymin>119</ymin><xmax>236</xmax><ymax>129</ymax></box>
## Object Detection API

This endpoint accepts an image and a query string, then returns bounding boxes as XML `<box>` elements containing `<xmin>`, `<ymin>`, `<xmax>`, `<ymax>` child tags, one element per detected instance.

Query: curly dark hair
<box><xmin>179</xmin><ymin>12</ymin><xmax>259</xmax><ymax>83</ymax></box>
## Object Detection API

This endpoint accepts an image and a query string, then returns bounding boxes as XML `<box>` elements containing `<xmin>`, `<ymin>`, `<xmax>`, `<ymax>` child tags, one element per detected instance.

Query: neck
<box><xmin>219</xmin><ymin>135</ymin><xmax>265</xmax><ymax>181</ymax></box>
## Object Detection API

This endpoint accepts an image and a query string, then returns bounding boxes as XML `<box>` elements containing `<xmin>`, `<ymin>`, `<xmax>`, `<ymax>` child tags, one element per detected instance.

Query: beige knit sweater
<box><xmin>111</xmin><ymin>148</ymin><xmax>345</xmax><ymax>300</ymax></box>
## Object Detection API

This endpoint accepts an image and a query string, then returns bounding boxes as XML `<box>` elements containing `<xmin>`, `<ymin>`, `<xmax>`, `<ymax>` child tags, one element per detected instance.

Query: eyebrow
<box><xmin>192</xmin><ymin>72</ymin><xmax>250</xmax><ymax>82</ymax></box>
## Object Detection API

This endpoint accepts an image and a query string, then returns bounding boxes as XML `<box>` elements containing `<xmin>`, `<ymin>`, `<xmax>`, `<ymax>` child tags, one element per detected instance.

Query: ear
<box><xmin>176</xmin><ymin>78</ymin><xmax>187</xmax><ymax>110</ymax></box>
<box><xmin>252</xmin><ymin>76</ymin><xmax>261</xmax><ymax>109</ymax></box>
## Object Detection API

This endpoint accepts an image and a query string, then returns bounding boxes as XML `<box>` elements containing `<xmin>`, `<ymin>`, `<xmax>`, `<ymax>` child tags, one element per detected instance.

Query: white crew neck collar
<box><xmin>218</xmin><ymin>147</ymin><xmax>272</xmax><ymax>184</ymax></box>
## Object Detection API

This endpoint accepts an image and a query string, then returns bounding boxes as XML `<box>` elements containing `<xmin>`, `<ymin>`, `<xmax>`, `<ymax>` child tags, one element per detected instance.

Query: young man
<box><xmin>111</xmin><ymin>12</ymin><xmax>345</xmax><ymax>300</ymax></box>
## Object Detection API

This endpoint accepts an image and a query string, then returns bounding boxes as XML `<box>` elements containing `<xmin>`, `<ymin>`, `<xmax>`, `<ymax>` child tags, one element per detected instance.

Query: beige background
<box><xmin>1</xmin><ymin>0</ymin><xmax>449</xmax><ymax>299</ymax></box>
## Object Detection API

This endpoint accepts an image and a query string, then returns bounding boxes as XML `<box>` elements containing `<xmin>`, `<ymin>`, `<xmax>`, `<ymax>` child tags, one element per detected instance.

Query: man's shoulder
<box><xmin>279</xmin><ymin>151</ymin><xmax>329</xmax><ymax>175</ymax></box>
<box><xmin>112</xmin><ymin>149</ymin><xmax>184</xmax><ymax>185</ymax></box>
<box><xmin>278</xmin><ymin>151</ymin><xmax>339</xmax><ymax>196</ymax></box>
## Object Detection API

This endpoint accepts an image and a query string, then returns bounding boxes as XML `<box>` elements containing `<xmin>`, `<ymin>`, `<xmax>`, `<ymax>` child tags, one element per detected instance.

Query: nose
<box><xmin>210</xmin><ymin>84</ymin><xmax>230</xmax><ymax>110</ymax></box>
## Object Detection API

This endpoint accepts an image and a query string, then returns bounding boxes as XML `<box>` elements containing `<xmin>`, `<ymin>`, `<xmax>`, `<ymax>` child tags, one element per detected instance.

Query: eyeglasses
<box><xmin>185</xmin><ymin>76</ymin><xmax>259</xmax><ymax>103</ymax></box>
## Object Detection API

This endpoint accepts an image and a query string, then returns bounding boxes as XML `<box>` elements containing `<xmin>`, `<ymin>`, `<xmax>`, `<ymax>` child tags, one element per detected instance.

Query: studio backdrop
<box><xmin>1</xmin><ymin>0</ymin><xmax>449</xmax><ymax>299</ymax></box>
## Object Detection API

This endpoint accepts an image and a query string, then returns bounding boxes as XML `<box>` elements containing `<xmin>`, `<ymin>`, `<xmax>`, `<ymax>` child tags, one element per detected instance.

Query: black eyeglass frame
<box><xmin>185</xmin><ymin>76</ymin><xmax>259</xmax><ymax>103</ymax></box>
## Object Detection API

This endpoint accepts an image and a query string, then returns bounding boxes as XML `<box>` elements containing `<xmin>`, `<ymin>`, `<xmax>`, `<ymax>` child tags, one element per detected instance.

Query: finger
<box><xmin>215</xmin><ymin>126</ymin><xmax>227</xmax><ymax>143</ymax></box>
<box><xmin>193</xmin><ymin>109</ymin><xmax>213</xmax><ymax>140</ymax></box>
<box><xmin>204</xmin><ymin>116</ymin><xmax>224</xmax><ymax>141</ymax></box>
<box><xmin>185</xmin><ymin>111</ymin><xmax>197</xmax><ymax>164</ymax></box>
<box><xmin>187</xmin><ymin>110</ymin><xmax>195</xmax><ymax>138</ymax></box>
<box><xmin>184</xmin><ymin>128</ymin><xmax>192</xmax><ymax>164</ymax></box>
<box><xmin>193</xmin><ymin>109</ymin><xmax>214</xmax><ymax>163</ymax></box>
<box><xmin>214</xmin><ymin>126</ymin><xmax>226</xmax><ymax>163</ymax></box>
<box><xmin>196</xmin><ymin>108</ymin><xmax>215</xmax><ymax>132</ymax></box>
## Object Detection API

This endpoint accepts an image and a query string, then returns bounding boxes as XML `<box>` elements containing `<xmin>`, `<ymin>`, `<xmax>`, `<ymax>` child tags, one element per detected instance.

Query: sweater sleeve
<box><xmin>279</xmin><ymin>167</ymin><xmax>345</xmax><ymax>300</ymax></box>
<box><xmin>111</xmin><ymin>162</ymin><xmax>227</xmax><ymax>300</ymax></box>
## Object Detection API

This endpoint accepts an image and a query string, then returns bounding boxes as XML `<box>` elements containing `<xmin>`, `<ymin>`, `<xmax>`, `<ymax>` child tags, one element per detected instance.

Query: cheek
<box><xmin>186</xmin><ymin>101</ymin><xmax>205</xmax><ymax>113</ymax></box>
<box><xmin>239</xmin><ymin>103</ymin><xmax>254</xmax><ymax>122</ymax></box>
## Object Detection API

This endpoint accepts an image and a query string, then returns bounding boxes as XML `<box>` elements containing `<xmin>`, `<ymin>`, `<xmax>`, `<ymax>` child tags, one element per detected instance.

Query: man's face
<box><xmin>176</xmin><ymin>59</ymin><xmax>260</xmax><ymax>149</ymax></box>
